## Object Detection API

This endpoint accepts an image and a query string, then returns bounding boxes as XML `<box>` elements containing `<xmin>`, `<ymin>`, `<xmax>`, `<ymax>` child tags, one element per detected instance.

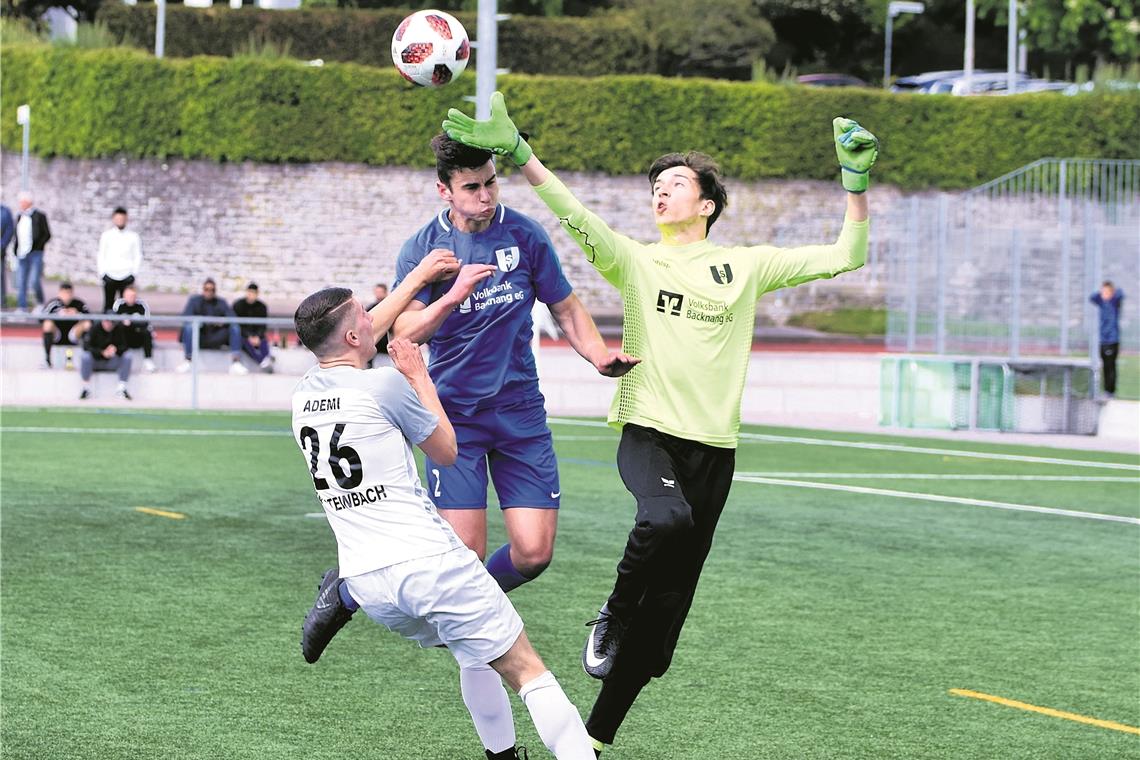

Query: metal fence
<box><xmin>0</xmin><ymin>312</ymin><xmax>299</xmax><ymax>409</ymax></box>
<box><xmin>883</xmin><ymin>158</ymin><xmax>1140</xmax><ymax>359</ymax></box>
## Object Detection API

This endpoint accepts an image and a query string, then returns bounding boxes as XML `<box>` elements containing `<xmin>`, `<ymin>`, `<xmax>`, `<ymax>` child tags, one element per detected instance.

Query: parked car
<box><xmin>890</xmin><ymin>70</ymin><xmax>983</xmax><ymax>93</ymax></box>
<box><xmin>796</xmin><ymin>73</ymin><xmax>869</xmax><ymax>88</ymax></box>
<box><xmin>891</xmin><ymin>70</ymin><xmax>1052</xmax><ymax>95</ymax></box>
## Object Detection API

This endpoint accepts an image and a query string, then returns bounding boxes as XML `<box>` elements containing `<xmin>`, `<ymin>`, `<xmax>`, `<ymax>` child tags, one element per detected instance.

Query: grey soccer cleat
<box><xmin>582</xmin><ymin>603</ymin><xmax>626</xmax><ymax>680</ymax></box>
<box><xmin>301</xmin><ymin>567</ymin><xmax>355</xmax><ymax>664</ymax></box>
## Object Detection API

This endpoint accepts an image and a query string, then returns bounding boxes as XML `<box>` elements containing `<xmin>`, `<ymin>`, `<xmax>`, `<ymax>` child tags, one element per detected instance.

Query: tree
<box><xmin>636</xmin><ymin>0</ymin><xmax>776</xmax><ymax>79</ymax></box>
<box><xmin>977</xmin><ymin>0</ymin><xmax>1139</xmax><ymax>64</ymax></box>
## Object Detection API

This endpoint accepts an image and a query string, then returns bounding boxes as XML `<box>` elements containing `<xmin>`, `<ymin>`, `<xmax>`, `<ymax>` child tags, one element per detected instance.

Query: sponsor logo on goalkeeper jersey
<box><xmin>656</xmin><ymin>290</ymin><xmax>734</xmax><ymax>324</ymax></box>
<box><xmin>656</xmin><ymin>290</ymin><xmax>684</xmax><ymax>316</ymax></box>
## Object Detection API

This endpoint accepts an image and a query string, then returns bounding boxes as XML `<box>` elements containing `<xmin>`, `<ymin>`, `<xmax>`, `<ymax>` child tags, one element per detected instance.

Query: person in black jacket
<box><xmin>80</xmin><ymin>318</ymin><xmax>133</xmax><ymax>400</ymax></box>
<box><xmin>13</xmin><ymin>191</ymin><xmax>51</xmax><ymax>312</ymax></box>
<box><xmin>41</xmin><ymin>281</ymin><xmax>90</xmax><ymax>369</ymax></box>
<box><xmin>113</xmin><ymin>284</ymin><xmax>156</xmax><ymax>372</ymax></box>
<box><xmin>177</xmin><ymin>277</ymin><xmax>247</xmax><ymax>375</ymax></box>
<box><xmin>232</xmin><ymin>281</ymin><xmax>273</xmax><ymax>372</ymax></box>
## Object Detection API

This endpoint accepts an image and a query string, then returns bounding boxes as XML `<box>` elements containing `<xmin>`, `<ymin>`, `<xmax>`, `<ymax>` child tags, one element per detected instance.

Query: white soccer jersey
<box><xmin>291</xmin><ymin>365</ymin><xmax>463</xmax><ymax>577</ymax></box>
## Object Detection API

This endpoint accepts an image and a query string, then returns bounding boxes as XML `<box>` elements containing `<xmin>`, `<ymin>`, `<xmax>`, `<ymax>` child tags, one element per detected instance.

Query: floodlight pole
<box><xmin>475</xmin><ymin>0</ymin><xmax>497</xmax><ymax>119</ymax></box>
<box><xmin>156</xmin><ymin>0</ymin><xmax>166</xmax><ymax>58</ymax></box>
<box><xmin>16</xmin><ymin>104</ymin><xmax>31</xmax><ymax>191</ymax></box>
<box><xmin>1006</xmin><ymin>0</ymin><xmax>1017</xmax><ymax>93</ymax></box>
<box><xmin>884</xmin><ymin>1</ymin><xmax>925</xmax><ymax>89</ymax></box>
<box><xmin>964</xmin><ymin>0</ymin><xmax>975</xmax><ymax>95</ymax></box>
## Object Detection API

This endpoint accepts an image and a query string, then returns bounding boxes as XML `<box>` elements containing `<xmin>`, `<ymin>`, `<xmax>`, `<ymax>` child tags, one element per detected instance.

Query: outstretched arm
<box><xmin>443</xmin><ymin>92</ymin><xmax>626</xmax><ymax>277</ymax></box>
<box><xmin>548</xmin><ymin>293</ymin><xmax>640</xmax><ymax>378</ymax></box>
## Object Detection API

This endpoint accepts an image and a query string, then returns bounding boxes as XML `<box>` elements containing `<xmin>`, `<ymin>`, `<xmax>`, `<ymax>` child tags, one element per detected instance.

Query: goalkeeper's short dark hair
<box><xmin>294</xmin><ymin>287</ymin><xmax>354</xmax><ymax>357</ymax></box>
<box><xmin>648</xmin><ymin>152</ymin><xmax>728</xmax><ymax>232</ymax></box>
<box><xmin>432</xmin><ymin>133</ymin><xmax>493</xmax><ymax>186</ymax></box>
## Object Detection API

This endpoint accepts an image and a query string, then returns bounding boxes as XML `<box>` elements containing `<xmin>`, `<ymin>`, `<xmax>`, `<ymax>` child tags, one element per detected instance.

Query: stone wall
<box><xmin>1</xmin><ymin>151</ymin><xmax>913</xmax><ymax>318</ymax></box>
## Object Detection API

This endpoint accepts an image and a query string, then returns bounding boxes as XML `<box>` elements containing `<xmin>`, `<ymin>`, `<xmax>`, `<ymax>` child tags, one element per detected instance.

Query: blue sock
<box><xmin>486</xmin><ymin>543</ymin><xmax>531</xmax><ymax>593</ymax></box>
<box><xmin>338</xmin><ymin>581</ymin><xmax>359</xmax><ymax>611</ymax></box>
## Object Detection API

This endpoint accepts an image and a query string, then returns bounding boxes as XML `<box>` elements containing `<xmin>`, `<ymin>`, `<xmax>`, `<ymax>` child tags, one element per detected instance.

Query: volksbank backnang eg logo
<box><xmin>710</xmin><ymin>263</ymin><xmax>733</xmax><ymax>285</ymax></box>
<box><xmin>459</xmin><ymin>297</ymin><xmax>472</xmax><ymax>314</ymax></box>
<box><xmin>656</xmin><ymin>290</ymin><xmax>684</xmax><ymax>316</ymax></box>
<box><xmin>495</xmin><ymin>246</ymin><xmax>520</xmax><ymax>272</ymax></box>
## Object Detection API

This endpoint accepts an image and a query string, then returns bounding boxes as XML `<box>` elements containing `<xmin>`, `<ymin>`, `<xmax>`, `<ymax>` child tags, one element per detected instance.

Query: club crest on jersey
<box><xmin>710</xmin><ymin>263</ymin><xmax>734</xmax><ymax>285</ymax></box>
<box><xmin>495</xmin><ymin>246</ymin><xmax>520</xmax><ymax>272</ymax></box>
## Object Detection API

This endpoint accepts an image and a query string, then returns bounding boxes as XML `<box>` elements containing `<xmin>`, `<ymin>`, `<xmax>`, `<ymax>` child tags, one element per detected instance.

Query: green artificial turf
<box><xmin>2</xmin><ymin>408</ymin><xmax>1137</xmax><ymax>759</ymax></box>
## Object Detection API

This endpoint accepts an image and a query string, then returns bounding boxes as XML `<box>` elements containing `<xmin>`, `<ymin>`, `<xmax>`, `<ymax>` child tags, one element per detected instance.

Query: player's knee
<box><xmin>639</xmin><ymin>496</ymin><xmax>694</xmax><ymax>538</ymax></box>
<box><xmin>512</xmin><ymin>545</ymin><xmax>552</xmax><ymax>578</ymax></box>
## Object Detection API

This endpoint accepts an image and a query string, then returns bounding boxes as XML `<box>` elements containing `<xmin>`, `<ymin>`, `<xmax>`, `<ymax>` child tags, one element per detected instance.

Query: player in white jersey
<box><xmin>291</xmin><ymin>283</ymin><xmax>594</xmax><ymax>760</ymax></box>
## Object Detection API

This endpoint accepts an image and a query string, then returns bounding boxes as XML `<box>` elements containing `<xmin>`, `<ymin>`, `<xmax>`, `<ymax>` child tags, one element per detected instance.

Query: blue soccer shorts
<box><xmin>423</xmin><ymin>398</ymin><xmax>560</xmax><ymax>510</ymax></box>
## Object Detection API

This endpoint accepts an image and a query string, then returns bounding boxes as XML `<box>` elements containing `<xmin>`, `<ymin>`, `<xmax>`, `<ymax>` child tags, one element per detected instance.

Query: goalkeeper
<box><xmin>444</xmin><ymin>92</ymin><xmax>877</xmax><ymax>755</ymax></box>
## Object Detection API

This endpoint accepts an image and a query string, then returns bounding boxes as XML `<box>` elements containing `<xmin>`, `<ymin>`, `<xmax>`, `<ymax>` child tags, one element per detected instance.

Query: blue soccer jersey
<box><xmin>394</xmin><ymin>204</ymin><xmax>573</xmax><ymax>417</ymax></box>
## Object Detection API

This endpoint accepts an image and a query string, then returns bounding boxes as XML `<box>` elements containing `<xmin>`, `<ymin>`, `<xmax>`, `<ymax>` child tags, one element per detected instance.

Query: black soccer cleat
<box><xmin>582</xmin><ymin>603</ymin><xmax>626</xmax><ymax>680</ymax></box>
<box><xmin>486</xmin><ymin>746</ymin><xmax>528</xmax><ymax>760</ymax></box>
<box><xmin>301</xmin><ymin>567</ymin><xmax>355</xmax><ymax>664</ymax></box>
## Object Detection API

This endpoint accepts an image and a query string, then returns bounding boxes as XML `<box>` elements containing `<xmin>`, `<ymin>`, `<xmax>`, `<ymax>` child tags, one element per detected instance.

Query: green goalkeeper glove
<box><xmin>833</xmin><ymin>117</ymin><xmax>879</xmax><ymax>193</ymax></box>
<box><xmin>442</xmin><ymin>91</ymin><xmax>533</xmax><ymax>166</ymax></box>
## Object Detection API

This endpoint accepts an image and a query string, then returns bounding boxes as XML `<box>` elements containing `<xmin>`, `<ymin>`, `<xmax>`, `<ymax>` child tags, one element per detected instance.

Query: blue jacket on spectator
<box><xmin>1090</xmin><ymin>288</ymin><xmax>1124</xmax><ymax>344</ymax></box>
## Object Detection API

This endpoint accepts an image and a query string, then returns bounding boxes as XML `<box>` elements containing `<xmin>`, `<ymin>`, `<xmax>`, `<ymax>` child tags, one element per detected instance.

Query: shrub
<box><xmin>2</xmin><ymin>44</ymin><xmax>1137</xmax><ymax>189</ymax></box>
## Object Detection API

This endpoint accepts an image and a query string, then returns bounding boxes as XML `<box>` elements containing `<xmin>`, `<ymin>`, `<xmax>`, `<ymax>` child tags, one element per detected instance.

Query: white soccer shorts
<box><xmin>344</xmin><ymin>547</ymin><xmax>525</xmax><ymax>670</ymax></box>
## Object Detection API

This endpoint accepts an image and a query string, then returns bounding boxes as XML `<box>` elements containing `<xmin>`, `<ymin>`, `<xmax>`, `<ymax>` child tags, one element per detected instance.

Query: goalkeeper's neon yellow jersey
<box><xmin>535</xmin><ymin>172</ymin><xmax>869</xmax><ymax>448</ymax></box>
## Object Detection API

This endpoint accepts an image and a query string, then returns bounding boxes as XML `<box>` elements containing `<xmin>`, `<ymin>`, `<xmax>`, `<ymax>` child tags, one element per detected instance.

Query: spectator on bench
<box><xmin>232</xmin><ymin>281</ymin><xmax>274</xmax><ymax>373</ymax></box>
<box><xmin>113</xmin><ymin>283</ymin><xmax>156</xmax><ymax>373</ymax></box>
<box><xmin>80</xmin><ymin>317</ymin><xmax>133</xmax><ymax>401</ymax></box>
<box><xmin>176</xmin><ymin>277</ymin><xmax>248</xmax><ymax>375</ymax></box>
<box><xmin>41</xmin><ymin>281</ymin><xmax>90</xmax><ymax>369</ymax></box>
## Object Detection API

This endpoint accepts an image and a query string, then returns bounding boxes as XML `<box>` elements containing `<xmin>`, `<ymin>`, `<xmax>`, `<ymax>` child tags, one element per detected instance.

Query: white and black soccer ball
<box><xmin>391</xmin><ymin>9</ymin><xmax>470</xmax><ymax>88</ymax></box>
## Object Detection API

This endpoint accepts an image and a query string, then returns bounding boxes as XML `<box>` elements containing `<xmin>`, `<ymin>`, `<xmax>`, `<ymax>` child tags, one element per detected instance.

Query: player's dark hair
<box><xmin>294</xmin><ymin>287</ymin><xmax>354</xmax><ymax>357</ymax></box>
<box><xmin>112</xmin><ymin>206</ymin><xmax>127</xmax><ymax>216</ymax></box>
<box><xmin>59</xmin><ymin>281</ymin><xmax>73</xmax><ymax>291</ymax></box>
<box><xmin>1103</xmin><ymin>280</ymin><xmax>1114</xmax><ymax>288</ymax></box>
<box><xmin>648</xmin><ymin>152</ymin><xmax>728</xmax><ymax>233</ymax></box>
<box><xmin>432</xmin><ymin>132</ymin><xmax>493</xmax><ymax>186</ymax></box>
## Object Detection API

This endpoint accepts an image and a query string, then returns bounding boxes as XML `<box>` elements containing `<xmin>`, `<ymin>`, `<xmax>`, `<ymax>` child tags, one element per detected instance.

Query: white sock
<box><xmin>460</xmin><ymin>664</ymin><xmax>515</xmax><ymax>754</ymax></box>
<box><xmin>518</xmin><ymin>671</ymin><xmax>594</xmax><ymax>760</ymax></box>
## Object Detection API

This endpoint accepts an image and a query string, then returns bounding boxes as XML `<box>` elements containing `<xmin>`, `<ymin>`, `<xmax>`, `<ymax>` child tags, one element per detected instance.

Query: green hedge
<box><xmin>96</xmin><ymin>5</ymin><xmax>656</xmax><ymax>76</ymax></box>
<box><xmin>2</xmin><ymin>44</ymin><xmax>1138</xmax><ymax>189</ymax></box>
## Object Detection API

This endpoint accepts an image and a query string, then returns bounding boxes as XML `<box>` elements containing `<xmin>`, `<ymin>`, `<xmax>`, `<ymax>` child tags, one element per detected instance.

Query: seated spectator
<box><xmin>176</xmin><ymin>277</ymin><xmax>247</xmax><ymax>375</ymax></box>
<box><xmin>232</xmin><ymin>281</ymin><xmax>273</xmax><ymax>373</ymax></box>
<box><xmin>113</xmin><ymin>283</ymin><xmax>156</xmax><ymax>373</ymax></box>
<box><xmin>80</xmin><ymin>318</ymin><xmax>133</xmax><ymax>400</ymax></box>
<box><xmin>41</xmin><ymin>281</ymin><xmax>90</xmax><ymax>369</ymax></box>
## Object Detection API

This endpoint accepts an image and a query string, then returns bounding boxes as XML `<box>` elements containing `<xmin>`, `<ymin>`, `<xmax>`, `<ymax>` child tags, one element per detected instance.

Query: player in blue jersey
<box><xmin>385</xmin><ymin>133</ymin><xmax>638</xmax><ymax>596</ymax></box>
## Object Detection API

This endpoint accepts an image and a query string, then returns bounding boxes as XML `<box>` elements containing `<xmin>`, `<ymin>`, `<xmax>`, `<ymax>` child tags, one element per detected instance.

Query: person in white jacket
<box><xmin>97</xmin><ymin>207</ymin><xmax>142</xmax><ymax>313</ymax></box>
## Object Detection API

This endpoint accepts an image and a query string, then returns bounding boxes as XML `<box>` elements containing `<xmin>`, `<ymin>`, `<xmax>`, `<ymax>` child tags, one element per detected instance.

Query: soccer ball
<box><xmin>391</xmin><ymin>10</ymin><xmax>470</xmax><ymax>88</ymax></box>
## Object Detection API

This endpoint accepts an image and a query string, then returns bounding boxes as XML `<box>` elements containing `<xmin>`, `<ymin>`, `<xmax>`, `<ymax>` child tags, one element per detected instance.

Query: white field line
<box><xmin>735</xmin><ymin>472</ymin><xmax>1140</xmax><ymax>483</ymax></box>
<box><xmin>0</xmin><ymin>426</ymin><xmax>616</xmax><ymax>442</ymax></box>
<box><xmin>1</xmin><ymin>426</ymin><xmax>283</xmax><ymax>437</ymax></box>
<box><xmin>734</xmin><ymin>475</ymin><xmax>1140</xmax><ymax>525</ymax></box>
<box><xmin>547</xmin><ymin>418</ymin><xmax>1140</xmax><ymax>472</ymax></box>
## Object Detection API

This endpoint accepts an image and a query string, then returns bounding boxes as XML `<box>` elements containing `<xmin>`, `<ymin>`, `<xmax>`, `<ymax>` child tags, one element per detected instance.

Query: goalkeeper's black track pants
<box><xmin>586</xmin><ymin>423</ymin><xmax>736</xmax><ymax>745</ymax></box>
